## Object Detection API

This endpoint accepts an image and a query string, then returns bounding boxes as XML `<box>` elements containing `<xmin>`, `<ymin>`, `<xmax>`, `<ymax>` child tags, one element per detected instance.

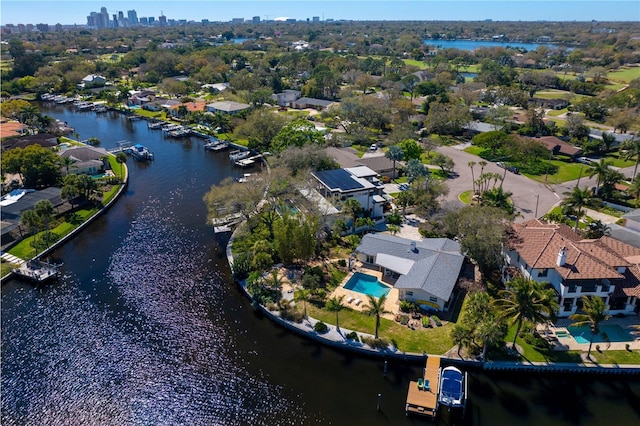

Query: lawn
<box><xmin>489</xmin><ymin>325</ymin><xmax>584</xmax><ymax>363</ymax></box>
<box><xmin>307</xmin><ymin>304</ymin><xmax>454</xmax><ymax>354</ymax></box>
<box><xmin>534</xmin><ymin>89</ymin><xmax>577</xmax><ymax>100</ymax></box>
<box><xmin>527</xmin><ymin>160</ymin><xmax>583</xmax><ymax>184</ymax></box>
<box><xmin>459</xmin><ymin>190</ymin><xmax>472</xmax><ymax>205</ymax></box>
<box><xmin>546</xmin><ymin>108</ymin><xmax>569</xmax><ymax>117</ymax></box>
<box><xmin>591</xmin><ymin>349</ymin><xmax>640</xmax><ymax>365</ymax></box>
<box><xmin>607</xmin><ymin>66</ymin><xmax>640</xmax><ymax>84</ymax></box>
<box><xmin>402</xmin><ymin>59</ymin><xmax>429</xmax><ymax>69</ymax></box>
<box><xmin>605</xmin><ymin>151</ymin><xmax>635</xmax><ymax>168</ymax></box>
<box><xmin>1</xmin><ymin>260</ymin><xmax>16</xmax><ymax>277</ymax></box>
<box><xmin>463</xmin><ymin>146</ymin><xmax>485</xmax><ymax>156</ymax></box>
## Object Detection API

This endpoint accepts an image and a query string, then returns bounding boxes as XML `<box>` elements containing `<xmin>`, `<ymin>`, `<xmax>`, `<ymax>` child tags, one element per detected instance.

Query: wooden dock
<box><xmin>405</xmin><ymin>356</ymin><xmax>440</xmax><ymax>418</ymax></box>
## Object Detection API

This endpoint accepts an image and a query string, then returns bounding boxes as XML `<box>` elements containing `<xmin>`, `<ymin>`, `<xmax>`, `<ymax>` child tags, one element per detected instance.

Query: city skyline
<box><xmin>1</xmin><ymin>1</ymin><xmax>639</xmax><ymax>26</ymax></box>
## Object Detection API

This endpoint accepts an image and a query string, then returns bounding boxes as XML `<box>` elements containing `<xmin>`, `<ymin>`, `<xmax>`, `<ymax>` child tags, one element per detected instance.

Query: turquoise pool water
<box><xmin>568</xmin><ymin>325</ymin><xmax>632</xmax><ymax>344</ymax></box>
<box><xmin>343</xmin><ymin>272</ymin><xmax>390</xmax><ymax>298</ymax></box>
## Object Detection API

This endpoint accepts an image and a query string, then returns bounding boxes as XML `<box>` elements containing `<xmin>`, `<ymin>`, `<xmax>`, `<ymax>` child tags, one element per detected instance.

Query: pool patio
<box><xmin>538</xmin><ymin>316</ymin><xmax>640</xmax><ymax>352</ymax></box>
<box><xmin>329</xmin><ymin>266</ymin><xmax>399</xmax><ymax>319</ymax></box>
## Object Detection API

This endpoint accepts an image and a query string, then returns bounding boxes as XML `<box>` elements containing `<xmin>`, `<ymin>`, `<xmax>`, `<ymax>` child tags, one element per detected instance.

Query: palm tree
<box><xmin>569</xmin><ymin>296</ymin><xmax>610</xmax><ymax>359</ymax></box>
<box><xmin>363</xmin><ymin>294</ymin><xmax>391</xmax><ymax>339</ymax></box>
<box><xmin>325</xmin><ymin>295</ymin><xmax>345</xmax><ymax>333</ymax></box>
<box><xmin>21</xmin><ymin>209</ymin><xmax>41</xmax><ymax>255</ymax></box>
<box><xmin>492</xmin><ymin>277</ymin><xmax>559</xmax><ymax>350</ymax></box>
<box><xmin>294</xmin><ymin>288</ymin><xmax>312</xmax><ymax>320</ymax></box>
<box><xmin>562</xmin><ymin>186</ymin><xmax>596</xmax><ymax>232</ymax></box>
<box><xmin>60</xmin><ymin>156</ymin><xmax>76</xmax><ymax>176</ymax></box>
<box><xmin>451</xmin><ymin>324</ymin><xmax>473</xmax><ymax>358</ymax></box>
<box><xmin>621</xmin><ymin>137</ymin><xmax>640</xmax><ymax>180</ymax></box>
<box><xmin>468</xmin><ymin>161</ymin><xmax>477</xmax><ymax>194</ymax></box>
<box><xmin>34</xmin><ymin>200</ymin><xmax>54</xmax><ymax>249</ymax></box>
<box><xmin>385</xmin><ymin>145</ymin><xmax>404</xmax><ymax>179</ymax></box>
<box><xmin>629</xmin><ymin>175</ymin><xmax>640</xmax><ymax>207</ymax></box>
<box><xmin>263</xmin><ymin>269</ymin><xmax>283</xmax><ymax>291</ymax></box>
<box><xmin>341</xmin><ymin>198</ymin><xmax>362</xmax><ymax>234</ymax></box>
<box><xmin>387</xmin><ymin>224</ymin><xmax>400</xmax><ymax>235</ymax></box>
<box><xmin>586</xmin><ymin>159</ymin><xmax>612</xmax><ymax>196</ymax></box>
<box><xmin>115</xmin><ymin>152</ymin><xmax>128</xmax><ymax>181</ymax></box>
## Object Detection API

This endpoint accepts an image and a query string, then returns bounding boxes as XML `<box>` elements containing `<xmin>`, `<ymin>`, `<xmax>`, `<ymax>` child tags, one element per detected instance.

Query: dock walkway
<box><xmin>405</xmin><ymin>355</ymin><xmax>440</xmax><ymax>418</ymax></box>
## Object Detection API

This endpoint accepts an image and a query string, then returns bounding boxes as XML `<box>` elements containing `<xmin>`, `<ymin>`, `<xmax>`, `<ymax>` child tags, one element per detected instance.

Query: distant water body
<box><xmin>1</xmin><ymin>104</ymin><xmax>639</xmax><ymax>426</ymax></box>
<box><xmin>424</xmin><ymin>39</ymin><xmax>561</xmax><ymax>51</ymax></box>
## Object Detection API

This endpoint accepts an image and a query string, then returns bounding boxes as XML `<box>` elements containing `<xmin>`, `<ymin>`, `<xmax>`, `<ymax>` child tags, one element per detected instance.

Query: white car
<box><xmin>369</xmin><ymin>144</ymin><xmax>378</xmax><ymax>151</ymax></box>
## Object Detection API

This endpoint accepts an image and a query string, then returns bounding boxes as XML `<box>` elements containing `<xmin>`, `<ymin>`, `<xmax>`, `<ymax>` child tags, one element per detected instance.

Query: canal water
<box><xmin>2</xmin><ymin>104</ymin><xmax>639</xmax><ymax>425</ymax></box>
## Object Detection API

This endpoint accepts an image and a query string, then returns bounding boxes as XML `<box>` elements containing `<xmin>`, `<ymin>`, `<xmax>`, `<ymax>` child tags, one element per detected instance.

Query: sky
<box><xmin>1</xmin><ymin>0</ymin><xmax>639</xmax><ymax>26</ymax></box>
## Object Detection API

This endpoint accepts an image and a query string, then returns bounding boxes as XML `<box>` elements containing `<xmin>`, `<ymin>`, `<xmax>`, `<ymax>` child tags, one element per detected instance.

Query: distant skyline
<box><xmin>1</xmin><ymin>1</ymin><xmax>639</xmax><ymax>25</ymax></box>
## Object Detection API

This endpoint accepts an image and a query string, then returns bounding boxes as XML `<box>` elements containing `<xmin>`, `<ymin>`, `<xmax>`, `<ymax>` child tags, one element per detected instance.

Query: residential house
<box><xmin>272</xmin><ymin>89</ymin><xmax>301</xmax><ymax>107</ymax></box>
<box><xmin>206</xmin><ymin>101</ymin><xmax>251</xmax><ymax>115</ymax></box>
<box><xmin>0</xmin><ymin>118</ymin><xmax>28</xmax><ymax>141</ymax></box>
<box><xmin>530</xmin><ymin>98</ymin><xmax>569</xmax><ymax>110</ymax></box>
<box><xmin>168</xmin><ymin>101</ymin><xmax>207</xmax><ymax>118</ymax></box>
<box><xmin>58</xmin><ymin>146</ymin><xmax>109</xmax><ymax>176</ymax></box>
<box><xmin>1</xmin><ymin>187</ymin><xmax>63</xmax><ymax>245</ymax></box>
<box><xmin>324</xmin><ymin>147</ymin><xmax>396</xmax><ymax>177</ymax></box>
<box><xmin>504</xmin><ymin>219</ymin><xmax>640</xmax><ymax>317</ymax></box>
<box><xmin>291</xmin><ymin>97</ymin><xmax>336</xmax><ymax>110</ymax></box>
<box><xmin>79</xmin><ymin>74</ymin><xmax>106</xmax><ymax>88</ymax></box>
<box><xmin>311</xmin><ymin>166</ymin><xmax>388</xmax><ymax>226</ymax></box>
<box><xmin>2</xmin><ymin>133</ymin><xmax>57</xmax><ymax>151</ymax></box>
<box><xmin>354</xmin><ymin>233</ymin><xmax>465</xmax><ymax>312</ymax></box>
<box><xmin>201</xmin><ymin>82</ymin><xmax>229</xmax><ymax>93</ymax></box>
<box><xmin>533</xmin><ymin>135</ymin><xmax>583</xmax><ymax>158</ymax></box>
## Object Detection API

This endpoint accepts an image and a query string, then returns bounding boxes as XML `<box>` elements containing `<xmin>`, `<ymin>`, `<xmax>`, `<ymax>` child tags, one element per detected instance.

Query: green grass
<box><xmin>546</xmin><ymin>108</ymin><xmax>569</xmax><ymax>117</ymax></box>
<box><xmin>605</xmin><ymin>152</ymin><xmax>635</xmax><ymax>168</ymax></box>
<box><xmin>591</xmin><ymin>349</ymin><xmax>640</xmax><ymax>365</ymax></box>
<box><xmin>463</xmin><ymin>146</ymin><xmax>485</xmax><ymax>156</ymax></box>
<box><xmin>527</xmin><ymin>160</ymin><xmax>584</xmax><ymax>184</ymax></box>
<box><xmin>307</xmin><ymin>304</ymin><xmax>453</xmax><ymax>354</ymax></box>
<box><xmin>459</xmin><ymin>190</ymin><xmax>472</xmax><ymax>204</ymax></box>
<box><xmin>1</xmin><ymin>260</ymin><xmax>17</xmax><ymax>277</ymax></box>
<box><xmin>534</xmin><ymin>89</ymin><xmax>575</xmax><ymax>100</ymax></box>
<box><xmin>402</xmin><ymin>59</ymin><xmax>429</xmax><ymax>69</ymax></box>
<box><xmin>489</xmin><ymin>325</ymin><xmax>584</xmax><ymax>363</ymax></box>
<box><xmin>0</xmin><ymin>59</ymin><xmax>13</xmax><ymax>70</ymax></box>
<box><xmin>607</xmin><ymin>66</ymin><xmax>640</xmax><ymax>84</ymax></box>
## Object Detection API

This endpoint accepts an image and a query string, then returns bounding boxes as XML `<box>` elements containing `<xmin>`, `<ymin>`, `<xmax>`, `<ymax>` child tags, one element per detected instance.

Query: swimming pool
<box><xmin>568</xmin><ymin>325</ymin><xmax>632</xmax><ymax>344</ymax></box>
<box><xmin>343</xmin><ymin>272</ymin><xmax>390</xmax><ymax>298</ymax></box>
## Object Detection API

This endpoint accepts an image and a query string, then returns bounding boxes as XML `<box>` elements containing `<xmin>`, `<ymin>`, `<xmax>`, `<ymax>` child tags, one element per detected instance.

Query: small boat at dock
<box><xmin>438</xmin><ymin>366</ymin><xmax>467</xmax><ymax>410</ymax></box>
<box><xmin>148</xmin><ymin>121</ymin><xmax>164</xmax><ymax>129</ymax></box>
<box><xmin>204</xmin><ymin>139</ymin><xmax>229</xmax><ymax>151</ymax></box>
<box><xmin>13</xmin><ymin>259</ymin><xmax>60</xmax><ymax>283</ymax></box>
<box><xmin>128</xmin><ymin>144</ymin><xmax>154</xmax><ymax>161</ymax></box>
<box><xmin>229</xmin><ymin>150</ymin><xmax>251</xmax><ymax>161</ymax></box>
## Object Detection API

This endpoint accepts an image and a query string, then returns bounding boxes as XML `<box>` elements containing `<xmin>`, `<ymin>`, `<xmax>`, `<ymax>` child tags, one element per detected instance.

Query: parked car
<box><xmin>508</xmin><ymin>166</ymin><xmax>520</xmax><ymax>174</ymax></box>
<box><xmin>577</xmin><ymin>157</ymin><xmax>594</xmax><ymax>165</ymax></box>
<box><xmin>496</xmin><ymin>161</ymin><xmax>507</xmax><ymax>169</ymax></box>
<box><xmin>369</xmin><ymin>144</ymin><xmax>378</xmax><ymax>151</ymax></box>
<box><xmin>398</xmin><ymin>183</ymin><xmax>410</xmax><ymax>191</ymax></box>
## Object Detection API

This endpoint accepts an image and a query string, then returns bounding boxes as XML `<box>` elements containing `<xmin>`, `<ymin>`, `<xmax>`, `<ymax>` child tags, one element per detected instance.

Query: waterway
<box><xmin>424</xmin><ymin>39</ymin><xmax>561</xmax><ymax>51</ymax></box>
<box><xmin>2</xmin><ymin>104</ymin><xmax>640</xmax><ymax>425</ymax></box>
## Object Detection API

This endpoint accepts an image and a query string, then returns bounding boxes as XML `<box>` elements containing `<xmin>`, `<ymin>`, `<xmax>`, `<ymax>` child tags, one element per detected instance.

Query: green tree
<box><xmin>432</xmin><ymin>152</ymin><xmax>455</xmax><ymax>175</ymax></box>
<box><xmin>621</xmin><ymin>137</ymin><xmax>640</xmax><ymax>180</ymax></box>
<box><xmin>363</xmin><ymin>294</ymin><xmax>391</xmax><ymax>339</ymax></box>
<box><xmin>451</xmin><ymin>324</ymin><xmax>474</xmax><ymax>358</ymax></box>
<box><xmin>399</xmin><ymin>139</ymin><xmax>423</xmax><ymax>161</ymax></box>
<box><xmin>341</xmin><ymin>198</ymin><xmax>362</xmax><ymax>234</ymax></box>
<box><xmin>385</xmin><ymin>145</ymin><xmax>404</xmax><ymax>179</ymax></box>
<box><xmin>629</xmin><ymin>175</ymin><xmax>640</xmax><ymax>207</ymax></box>
<box><xmin>404</xmin><ymin>158</ymin><xmax>429</xmax><ymax>183</ymax></box>
<box><xmin>271</xmin><ymin>119</ymin><xmax>324</xmax><ymax>153</ymax></box>
<box><xmin>34</xmin><ymin>200</ymin><xmax>54</xmax><ymax>249</ymax></box>
<box><xmin>60</xmin><ymin>156</ymin><xmax>76</xmax><ymax>176</ymax></box>
<box><xmin>562</xmin><ymin>186</ymin><xmax>598</xmax><ymax>232</ymax></box>
<box><xmin>294</xmin><ymin>288</ymin><xmax>312</xmax><ymax>320</ymax></box>
<box><xmin>20</xmin><ymin>209</ymin><xmax>41</xmax><ymax>254</ymax></box>
<box><xmin>587</xmin><ymin>159</ymin><xmax>612</xmax><ymax>196</ymax></box>
<box><xmin>325</xmin><ymin>295</ymin><xmax>346</xmax><ymax>332</ymax></box>
<box><xmin>569</xmin><ymin>296</ymin><xmax>610</xmax><ymax>359</ymax></box>
<box><xmin>493</xmin><ymin>277</ymin><xmax>559</xmax><ymax>350</ymax></box>
<box><xmin>1</xmin><ymin>145</ymin><xmax>61</xmax><ymax>188</ymax></box>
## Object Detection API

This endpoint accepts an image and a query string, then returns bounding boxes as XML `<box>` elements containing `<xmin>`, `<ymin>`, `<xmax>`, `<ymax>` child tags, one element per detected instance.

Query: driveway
<box><xmin>436</xmin><ymin>144</ymin><xmax>562</xmax><ymax>222</ymax></box>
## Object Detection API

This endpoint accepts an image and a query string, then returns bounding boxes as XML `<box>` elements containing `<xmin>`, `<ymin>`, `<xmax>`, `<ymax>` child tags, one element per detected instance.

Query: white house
<box><xmin>58</xmin><ymin>146</ymin><xmax>109</xmax><ymax>176</ymax></box>
<box><xmin>311</xmin><ymin>166</ymin><xmax>388</xmax><ymax>225</ymax></box>
<box><xmin>79</xmin><ymin>74</ymin><xmax>106</xmax><ymax>88</ymax></box>
<box><xmin>354</xmin><ymin>234</ymin><xmax>465</xmax><ymax>312</ymax></box>
<box><xmin>504</xmin><ymin>219</ymin><xmax>640</xmax><ymax>317</ymax></box>
<box><xmin>205</xmin><ymin>101</ymin><xmax>251</xmax><ymax>115</ymax></box>
<box><xmin>272</xmin><ymin>89</ymin><xmax>301</xmax><ymax>107</ymax></box>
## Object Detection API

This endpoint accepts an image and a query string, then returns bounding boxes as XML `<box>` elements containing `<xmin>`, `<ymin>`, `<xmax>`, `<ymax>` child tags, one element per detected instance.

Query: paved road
<box><xmin>436</xmin><ymin>144</ymin><xmax>638</xmax><ymax>222</ymax></box>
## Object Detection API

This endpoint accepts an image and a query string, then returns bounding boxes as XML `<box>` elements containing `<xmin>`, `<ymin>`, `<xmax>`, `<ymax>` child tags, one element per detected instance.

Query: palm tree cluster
<box><xmin>569</xmin><ymin>295</ymin><xmax>610</xmax><ymax>359</ymax></box>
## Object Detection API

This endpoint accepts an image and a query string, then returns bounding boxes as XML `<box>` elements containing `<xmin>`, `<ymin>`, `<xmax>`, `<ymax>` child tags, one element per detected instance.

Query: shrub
<box><xmin>346</xmin><ymin>331</ymin><xmax>359</xmax><ymax>342</ymax></box>
<box><xmin>421</xmin><ymin>317</ymin><xmax>430</xmax><ymax>328</ymax></box>
<box><xmin>430</xmin><ymin>315</ymin><xmax>442</xmax><ymax>326</ymax></box>
<box><xmin>361</xmin><ymin>336</ymin><xmax>390</xmax><ymax>349</ymax></box>
<box><xmin>399</xmin><ymin>300</ymin><xmax>418</xmax><ymax>313</ymax></box>
<box><xmin>314</xmin><ymin>321</ymin><xmax>328</xmax><ymax>333</ymax></box>
<box><xmin>280</xmin><ymin>309</ymin><xmax>305</xmax><ymax>323</ymax></box>
<box><xmin>337</xmin><ymin>259</ymin><xmax>347</xmax><ymax>268</ymax></box>
<box><xmin>399</xmin><ymin>315</ymin><xmax>409</xmax><ymax>325</ymax></box>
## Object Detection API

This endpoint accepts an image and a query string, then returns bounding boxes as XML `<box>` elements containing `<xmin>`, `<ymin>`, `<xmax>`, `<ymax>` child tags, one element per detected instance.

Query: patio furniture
<box><xmin>423</xmin><ymin>379</ymin><xmax>430</xmax><ymax>391</ymax></box>
<box><xmin>354</xmin><ymin>298</ymin><xmax>362</xmax><ymax>306</ymax></box>
<box><xmin>417</xmin><ymin>378</ymin><xmax>424</xmax><ymax>390</ymax></box>
<box><xmin>346</xmin><ymin>294</ymin><xmax>354</xmax><ymax>304</ymax></box>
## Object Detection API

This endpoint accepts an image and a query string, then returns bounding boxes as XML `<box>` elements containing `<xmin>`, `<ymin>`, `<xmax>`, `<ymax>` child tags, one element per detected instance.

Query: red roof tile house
<box><xmin>504</xmin><ymin>219</ymin><xmax>640</xmax><ymax>317</ymax></box>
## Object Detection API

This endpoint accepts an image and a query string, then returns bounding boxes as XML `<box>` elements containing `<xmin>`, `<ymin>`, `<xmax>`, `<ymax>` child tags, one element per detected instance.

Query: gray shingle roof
<box><xmin>356</xmin><ymin>234</ymin><xmax>464</xmax><ymax>300</ymax></box>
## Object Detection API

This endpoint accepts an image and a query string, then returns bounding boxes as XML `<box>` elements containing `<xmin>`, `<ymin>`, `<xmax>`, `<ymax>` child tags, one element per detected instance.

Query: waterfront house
<box><xmin>168</xmin><ymin>101</ymin><xmax>207</xmax><ymax>117</ymax></box>
<box><xmin>324</xmin><ymin>147</ymin><xmax>396</xmax><ymax>177</ymax></box>
<box><xmin>0</xmin><ymin>118</ymin><xmax>29</xmax><ymax>141</ymax></box>
<box><xmin>58</xmin><ymin>146</ymin><xmax>109</xmax><ymax>176</ymax></box>
<box><xmin>205</xmin><ymin>101</ymin><xmax>251</xmax><ymax>115</ymax></box>
<box><xmin>1</xmin><ymin>133</ymin><xmax>58</xmax><ymax>151</ymax></box>
<box><xmin>1</xmin><ymin>187</ymin><xmax>63</xmax><ymax>245</ymax></box>
<box><xmin>79</xmin><ymin>74</ymin><xmax>106</xmax><ymax>88</ymax></box>
<box><xmin>311</xmin><ymin>166</ymin><xmax>388</xmax><ymax>226</ymax></box>
<box><xmin>503</xmin><ymin>219</ymin><xmax>640</xmax><ymax>317</ymax></box>
<box><xmin>354</xmin><ymin>233</ymin><xmax>465</xmax><ymax>311</ymax></box>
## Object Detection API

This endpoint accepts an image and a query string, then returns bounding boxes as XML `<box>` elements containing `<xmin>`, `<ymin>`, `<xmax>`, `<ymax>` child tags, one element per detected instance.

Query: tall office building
<box><xmin>252</xmin><ymin>16</ymin><xmax>261</xmax><ymax>23</ymax></box>
<box><xmin>127</xmin><ymin>10</ymin><xmax>138</xmax><ymax>25</ymax></box>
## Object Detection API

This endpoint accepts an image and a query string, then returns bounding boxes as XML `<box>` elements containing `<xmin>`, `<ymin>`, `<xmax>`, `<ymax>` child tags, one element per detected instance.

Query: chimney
<box><xmin>557</xmin><ymin>247</ymin><xmax>568</xmax><ymax>267</ymax></box>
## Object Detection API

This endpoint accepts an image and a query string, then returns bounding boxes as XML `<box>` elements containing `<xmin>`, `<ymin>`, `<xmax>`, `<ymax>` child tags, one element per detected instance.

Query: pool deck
<box><xmin>538</xmin><ymin>316</ymin><xmax>640</xmax><ymax>352</ymax></box>
<box><xmin>330</xmin><ymin>267</ymin><xmax>399</xmax><ymax>319</ymax></box>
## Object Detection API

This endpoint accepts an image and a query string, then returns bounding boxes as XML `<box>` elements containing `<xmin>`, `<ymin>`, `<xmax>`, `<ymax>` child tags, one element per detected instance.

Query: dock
<box><xmin>12</xmin><ymin>259</ymin><xmax>60</xmax><ymax>283</ymax></box>
<box><xmin>405</xmin><ymin>356</ymin><xmax>440</xmax><ymax>418</ymax></box>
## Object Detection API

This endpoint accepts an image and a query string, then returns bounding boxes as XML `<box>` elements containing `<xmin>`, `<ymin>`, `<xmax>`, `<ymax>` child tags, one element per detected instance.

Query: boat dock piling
<box><xmin>405</xmin><ymin>355</ymin><xmax>440</xmax><ymax>418</ymax></box>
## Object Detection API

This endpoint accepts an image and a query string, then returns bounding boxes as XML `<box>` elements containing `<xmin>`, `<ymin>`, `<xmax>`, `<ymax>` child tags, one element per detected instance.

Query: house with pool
<box><xmin>503</xmin><ymin>219</ymin><xmax>640</xmax><ymax>317</ymax></box>
<box><xmin>353</xmin><ymin>233</ymin><xmax>465</xmax><ymax>312</ymax></box>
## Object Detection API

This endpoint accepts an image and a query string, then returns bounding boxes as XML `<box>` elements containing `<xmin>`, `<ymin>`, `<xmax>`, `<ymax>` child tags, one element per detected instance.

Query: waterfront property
<box><xmin>405</xmin><ymin>356</ymin><xmax>441</xmax><ymax>418</ymax></box>
<box><xmin>504</xmin><ymin>219</ymin><xmax>640</xmax><ymax>317</ymax></box>
<box><xmin>58</xmin><ymin>145</ymin><xmax>110</xmax><ymax>175</ymax></box>
<box><xmin>343</xmin><ymin>271</ymin><xmax>391</xmax><ymax>298</ymax></box>
<box><xmin>353</xmin><ymin>234</ymin><xmax>465</xmax><ymax>312</ymax></box>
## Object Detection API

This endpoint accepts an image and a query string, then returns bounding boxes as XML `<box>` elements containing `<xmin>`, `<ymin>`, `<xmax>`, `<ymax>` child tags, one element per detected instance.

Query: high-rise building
<box><xmin>312</xmin><ymin>16</ymin><xmax>320</xmax><ymax>22</ymax></box>
<box><xmin>140</xmin><ymin>17</ymin><xmax>149</xmax><ymax>25</ymax></box>
<box><xmin>252</xmin><ymin>16</ymin><xmax>261</xmax><ymax>23</ymax></box>
<box><xmin>127</xmin><ymin>10</ymin><xmax>138</xmax><ymax>25</ymax></box>
<box><xmin>158</xmin><ymin>13</ymin><xmax>167</xmax><ymax>26</ymax></box>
